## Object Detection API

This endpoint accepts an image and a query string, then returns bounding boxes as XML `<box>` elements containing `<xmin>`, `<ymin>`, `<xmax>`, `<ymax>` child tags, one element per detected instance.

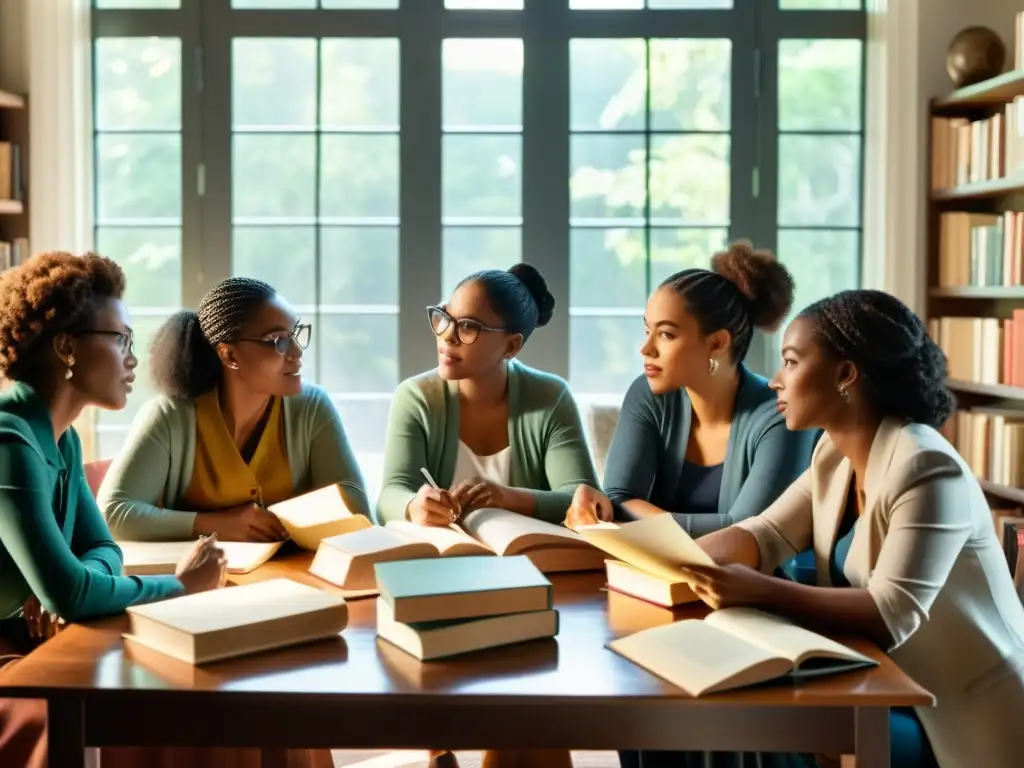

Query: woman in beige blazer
<box><xmin>683</xmin><ymin>289</ymin><xmax>1024</xmax><ymax>768</ymax></box>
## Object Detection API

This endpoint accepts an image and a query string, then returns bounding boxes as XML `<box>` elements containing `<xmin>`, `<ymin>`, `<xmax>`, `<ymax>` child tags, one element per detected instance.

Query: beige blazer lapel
<box><xmin>863</xmin><ymin>417</ymin><xmax>905</xmax><ymax>513</ymax></box>
<box><xmin>811</xmin><ymin>443</ymin><xmax>854</xmax><ymax>587</ymax></box>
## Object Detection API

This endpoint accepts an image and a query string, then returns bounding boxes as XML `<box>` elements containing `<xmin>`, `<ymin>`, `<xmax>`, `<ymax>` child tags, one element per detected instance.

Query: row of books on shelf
<box><xmin>0</xmin><ymin>142</ymin><xmax>23</xmax><ymax>203</ymax></box>
<box><xmin>929</xmin><ymin>108</ymin><xmax>1023</xmax><ymax>189</ymax></box>
<box><xmin>936</xmin><ymin>211</ymin><xmax>1024</xmax><ymax>287</ymax></box>
<box><xmin>0</xmin><ymin>238</ymin><xmax>28</xmax><ymax>270</ymax></box>
<box><xmin>928</xmin><ymin>314</ymin><xmax>1024</xmax><ymax>388</ymax></box>
<box><xmin>945</xmin><ymin>409</ymin><xmax>1024</xmax><ymax>489</ymax></box>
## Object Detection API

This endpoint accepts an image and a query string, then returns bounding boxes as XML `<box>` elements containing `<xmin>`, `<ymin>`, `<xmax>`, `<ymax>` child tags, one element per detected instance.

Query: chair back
<box><xmin>84</xmin><ymin>458</ymin><xmax>113</xmax><ymax>498</ymax></box>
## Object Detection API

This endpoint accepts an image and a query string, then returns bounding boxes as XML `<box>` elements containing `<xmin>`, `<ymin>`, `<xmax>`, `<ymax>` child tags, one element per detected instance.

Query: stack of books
<box><xmin>373</xmin><ymin>555</ymin><xmax>559</xmax><ymax>661</ymax></box>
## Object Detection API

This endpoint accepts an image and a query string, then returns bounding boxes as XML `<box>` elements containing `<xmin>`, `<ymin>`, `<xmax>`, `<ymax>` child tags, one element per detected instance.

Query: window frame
<box><xmin>89</xmin><ymin>0</ymin><xmax>867</xmax><ymax>455</ymax></box>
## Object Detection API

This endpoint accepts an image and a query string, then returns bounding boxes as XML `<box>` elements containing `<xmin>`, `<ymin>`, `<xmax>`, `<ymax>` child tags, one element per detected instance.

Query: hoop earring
<box><xmin>838</xmin><ymin>385</ymin><xmax>850</xmax><ymax>403</ymax></box>
<box><xmin>708</xmin><ymin>357</ymin><xmax>719</xmax><ymax>376</ymax></box>
<box><xmin>65</xmin><ymin>355</ymin><xmax>75</xmax><ymax>381</ymax></box>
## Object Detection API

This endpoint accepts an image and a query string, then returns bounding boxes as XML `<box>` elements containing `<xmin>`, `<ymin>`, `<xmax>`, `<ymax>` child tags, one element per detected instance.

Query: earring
<box><xmin>65</xmin><ymin>355</ymin><xmax>75</xmax><ymax>380</ymax></box>
<box><xmin>708</xmin><ymin>357</ymin><xmax>719</xmax><ymax>376</ymax></box>
<box><xmin>838</xmin><ymin>385</ymin><xmax>850</xmax><ymax>403</ymax></box>
<box><xmin>228</xmin><ymin>363</ymin><xmax>240</xmax><ymax>371</ymax></box>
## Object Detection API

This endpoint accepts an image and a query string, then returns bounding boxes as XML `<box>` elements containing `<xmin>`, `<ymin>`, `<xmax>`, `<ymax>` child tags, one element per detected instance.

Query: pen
<box><xmin>420</xmin><ymin>467</ymin><xmax>440</xmax><ymax>489</ymax></box>
<box><xmin>421</xmin><ymin>467</ymin><xmax>460</xmax><ymax>524</ymax></box>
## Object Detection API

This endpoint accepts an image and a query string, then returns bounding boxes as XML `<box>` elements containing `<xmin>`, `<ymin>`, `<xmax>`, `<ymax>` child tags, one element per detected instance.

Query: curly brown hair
<box><xmin>0</xmin><ymin>251</ymin><xmax>126</xmax><ymax>382</ymax></box>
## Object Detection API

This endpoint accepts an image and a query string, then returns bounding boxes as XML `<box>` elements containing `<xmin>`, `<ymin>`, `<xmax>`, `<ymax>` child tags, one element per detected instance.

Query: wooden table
<box><xmin>0</xmin><ymin>553</ymin><xmax>932</xmax><ymax>768</ymax></box>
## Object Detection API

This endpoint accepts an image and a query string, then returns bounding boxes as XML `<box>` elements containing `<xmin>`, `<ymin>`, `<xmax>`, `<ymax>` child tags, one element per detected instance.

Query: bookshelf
<box><xmin>927</xmin><ymin>68</ymin><xmax>1024</xmax><ymax>512</ymax></box>
<box><xmin>0</xmin><ymin>87</ymin><xmax>28</xmax><ymax>268</ymax></box>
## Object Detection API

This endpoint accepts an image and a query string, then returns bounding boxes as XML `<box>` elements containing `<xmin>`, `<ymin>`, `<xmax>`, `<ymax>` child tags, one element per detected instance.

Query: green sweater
<box><xmin>376</xmin><ymin>361</ymin><xmax>600</xmax><ymax>525</ymax></box>
<box><xmin>98</xmin><ymin>383</ymin><xmax>371</xmax><ymax>540</ymax></box>
<box><xmin>0</xmin><ymin>382</ymin><xmax>182</xmax><ymax>621</ymax></box>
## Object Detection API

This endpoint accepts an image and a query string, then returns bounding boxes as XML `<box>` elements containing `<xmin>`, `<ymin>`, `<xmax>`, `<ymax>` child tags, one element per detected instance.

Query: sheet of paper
<box><xmin>577</xmin><ymin>514</ymin><xmax>714</xmax><ymax>582</ymax></box>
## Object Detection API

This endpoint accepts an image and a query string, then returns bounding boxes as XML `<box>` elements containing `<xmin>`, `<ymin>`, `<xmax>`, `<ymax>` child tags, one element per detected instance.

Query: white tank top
<box><xmin>451</xmin><ymin>440</ymin><xmax>512</xmax><ymax>486</ymax></box>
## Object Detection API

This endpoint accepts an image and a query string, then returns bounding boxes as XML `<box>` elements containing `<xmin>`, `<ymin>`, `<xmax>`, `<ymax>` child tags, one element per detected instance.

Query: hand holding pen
<box><xmin>406</xmin><ymin>467</ymin><xmax>462</xmax><ymax>527</ymax></box>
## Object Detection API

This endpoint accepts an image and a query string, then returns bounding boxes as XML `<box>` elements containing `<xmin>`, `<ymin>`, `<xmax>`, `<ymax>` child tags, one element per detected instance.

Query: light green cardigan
<box><xmin>376</xmin><ymin>361</ymin><xmax>600</xmax><ymax>525</ymax></box>
<box><xmin>98</xmin><ymin>383</ymin><xmax>371</xmax><ymax>540</ymax></box>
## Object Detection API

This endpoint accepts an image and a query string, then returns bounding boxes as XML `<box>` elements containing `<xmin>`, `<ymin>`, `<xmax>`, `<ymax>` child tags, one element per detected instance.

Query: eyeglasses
<box><xmin>79</xmin><ymin>329</ymin><xmax>135</xmax><ymax>357</ymax></box>
<box><xmin>426</xmin><ymin>306</ymin><xmax>505</xmax><ymax>345</ymax></box>
<box><xmin>236</xmin><ymin>323</ymin><xmax>312</xmax><ymax>355</ymax></box>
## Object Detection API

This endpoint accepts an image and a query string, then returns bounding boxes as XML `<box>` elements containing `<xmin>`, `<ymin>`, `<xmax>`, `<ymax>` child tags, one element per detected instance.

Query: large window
<box><xmin>91</xmin><ymin>1</ymin><xmax>865</xmax><ymax>492</ymax></box>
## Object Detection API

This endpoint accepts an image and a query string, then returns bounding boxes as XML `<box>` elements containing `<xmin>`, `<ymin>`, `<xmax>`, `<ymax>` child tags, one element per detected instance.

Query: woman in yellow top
<box><xmin>98</xmin><ymin>277</ymin><xmax>371</xmax><ymax>542</ymax></box>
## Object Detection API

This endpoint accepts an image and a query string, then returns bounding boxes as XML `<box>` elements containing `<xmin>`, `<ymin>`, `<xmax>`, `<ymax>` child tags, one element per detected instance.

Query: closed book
<box><xmin>376</xmin><ymin>598</ymin><xmax>558</xmax><ymax>661</ymax></box>
<box><xmin>374</xmin><ymin>555</ymin><xmax>552</xmax><ymax>623</ymax></box>
<box><xmin>123</xmin><ymin>578</ymin><xmax>348</xmax><ymax>665</ymax></box>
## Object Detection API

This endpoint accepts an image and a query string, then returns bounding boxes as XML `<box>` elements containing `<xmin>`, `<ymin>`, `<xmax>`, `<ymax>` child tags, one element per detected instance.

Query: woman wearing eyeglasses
<box><xmin>378</xmin><ymin>263</ymin><xmax>596</xmax><ymax>768</ymax></box>
<box><xmin>0</xmin><ymin>252</ymin><xmax>227</xmax><ymax>768</ymax></box>
<box><xmin>98</xmin><ymin>276</ymin><xmax>371</xmax><ymax>545</ymax></box>
<box><xmin>377</xmin><ymin>263</ymin><xmax>598</xmax><ymax>532</ymax></box>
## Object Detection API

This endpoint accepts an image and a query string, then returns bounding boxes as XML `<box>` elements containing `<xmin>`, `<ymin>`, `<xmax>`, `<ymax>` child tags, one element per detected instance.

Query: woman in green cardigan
<box><xmin>377</xmin><ymin>263</ymin><xmax>598</xmax><ymax>768</ymax></box>
<box><xmin>377</xmin><ymin>262</ymin><xmax>599</xmax><ymax>529</ymax></box>
<box><xmin>0</xmin><ymin>252</ymin><xmax>225</xmax><ymax>768</ymax></box>
<box><xmin>98</xmin><ymin>277</ymin><xmax>371</xmax><ymax>543</ymax></box>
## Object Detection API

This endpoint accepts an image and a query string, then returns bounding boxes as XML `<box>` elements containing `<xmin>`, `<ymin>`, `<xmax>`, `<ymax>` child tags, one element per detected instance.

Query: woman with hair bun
<box><xmin>568</xmin><ymin>241</ymin><xmax>818</xmax><ymax>537</ymax></box>
<box><xmin>98</xmin><ymin>276</ymin><xmax>371</xmax><ymax>542</ymax></box>
<box><xmin>684</xmin><ymin>289</ymin><xmax>1024</xmax><ymax>767</ymax></box>
<box><xmin>377</xmin><ymin>262</ymin><xmax>598</xmax><ymax>529</ymax></box>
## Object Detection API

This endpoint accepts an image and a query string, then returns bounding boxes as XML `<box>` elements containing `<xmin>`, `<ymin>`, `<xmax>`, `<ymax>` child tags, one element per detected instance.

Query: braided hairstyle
<box><xmin>149</xmin><ymin>277</ymin><xmax>277</xmax><ymax>399</ymax></box>
<box><xmin>661</xmin><ymin>240</ymin><xmax>794</xmax><ymax>363</ymax></box>
<box><xmin>458</xmin><ymin>263</ymin><xmax>555</xmax><ymax>342</ymax></box>
<box><xmin>797</xmin><ymin>289</ymin><xmax>955</xmax><ymax>428</ymax></box>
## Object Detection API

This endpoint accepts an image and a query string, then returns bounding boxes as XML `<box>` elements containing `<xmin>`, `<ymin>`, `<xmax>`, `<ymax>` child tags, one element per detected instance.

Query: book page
<box><xmin>462</xmin><ymin>508</ymin><xmax>591</xmax><ymax>555</ymax></box>
<box><xmin>706</xmin><ymin>608</ymin><xmax>875</xmax><ymax>667</ymax></box>
<box><xmin>608</xmin><ymin>619</ymin><xmax>792</xmax><ymax>697</ymax></box>
<box><xmin>577</xmin><ymin>514</ymin><xmax>714</xmax><ymax>583</ymax></box>
<box><xmin>269</xmin><ymin>484</ymin><xmax>371</xmax><ymax>550</ymax></box>
<box><xmin>119</xmin><ymin>540</ymin><xmax>282</xmax><ymax>575</ymax></box>
<box><xmin>385</xmin><ymin>520</ymin><xmax>492</xmax><ymax>556</ymax></box>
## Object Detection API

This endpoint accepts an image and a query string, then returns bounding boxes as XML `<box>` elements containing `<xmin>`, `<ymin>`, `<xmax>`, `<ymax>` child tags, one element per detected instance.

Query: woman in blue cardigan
<box><xmin>573</xmin><ymin>241</ymin><xmax>818</xmax><ymax>533</ymax></box>
<box><xmin>570</xmin><ymin>241</ymin><xmax>818</xmax><ymax>768</ymax></box>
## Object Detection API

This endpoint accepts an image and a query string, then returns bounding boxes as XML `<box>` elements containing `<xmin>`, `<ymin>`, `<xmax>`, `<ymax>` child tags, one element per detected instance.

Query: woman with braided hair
<box><xmin>679</xmin><ymin>289</ymin><xmax>1024</xmax><ymax>767</ymax></box>
<box><xmin>98</xmin><ymin>276</ymin><xmax>371</xmax><ymax>544</ymax></box>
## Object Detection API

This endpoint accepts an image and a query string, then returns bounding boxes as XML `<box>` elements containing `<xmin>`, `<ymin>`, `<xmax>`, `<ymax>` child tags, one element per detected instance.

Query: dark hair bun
<box><xmin>508</xmin><ymin>262</ymin><xmax>555</xmax><ymax>327</ymax></box>
<box><xmin>710</xmin><ymin>240</ymin><xmax>794</xmax><ymax>332</ymax></box>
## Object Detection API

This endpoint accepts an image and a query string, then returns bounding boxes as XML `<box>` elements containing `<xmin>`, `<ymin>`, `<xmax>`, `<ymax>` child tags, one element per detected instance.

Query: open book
<box><xmin>608</xmin><ymin>607</ymin><xmax>877</xmax><ymax>697</ymax></box>
<box><xmin>574</xmin><ymin>515</ymin><xmax>714</xmax><ymax>606</ymax></box>
<box><xmin>309</xmin><ymin>508</ymin><xmax>605</xmax><ymax>593</ymax></box>
<box><xmin>119</xmin><ymin>540</ymin><xmax>284</xmax><ymax>576</ymax></box>
<box><xmin>268</xmin><ymin>483</ymin><xmax>372</xmax><ymax>550</ymax></box>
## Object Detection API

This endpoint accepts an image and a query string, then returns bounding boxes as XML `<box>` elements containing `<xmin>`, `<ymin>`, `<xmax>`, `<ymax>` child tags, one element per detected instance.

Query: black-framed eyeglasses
<box><xmin>78</xmin><ymin>329</ymin><xmax>135</xmax><ymax>357</ymax></box>
<box><xmin>426</xmin><ymin>306</ymin><xmax>505</xmax><ymax>345</ymax></box>
<box><xmin>236</xmin><ymin>323</ymin><xmax>312</xmax><ymax>355</ymax></box>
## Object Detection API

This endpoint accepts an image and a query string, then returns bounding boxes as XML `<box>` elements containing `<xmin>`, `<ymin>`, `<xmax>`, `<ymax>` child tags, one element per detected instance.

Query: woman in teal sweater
<box><xmin>377</xmin><ymin>263</ymin><xmax>599</xmax><ymax>529</ymax></box>
<box><xmin>0</xmin><ymin>252</ymin><xmax>224</xmax><ymax>768</ymax></box>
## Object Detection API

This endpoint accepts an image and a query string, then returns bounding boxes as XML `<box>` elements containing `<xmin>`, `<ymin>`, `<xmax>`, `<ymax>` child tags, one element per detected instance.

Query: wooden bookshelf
<box><xmin>0</xmin><ymin>87</ymin><xmax>28</xmax><ymax>268</ymax></box>
<box><xmin>927</xmin><ymin>68</ymin><xmax>1024</xmax><ymax>507</ymax></box>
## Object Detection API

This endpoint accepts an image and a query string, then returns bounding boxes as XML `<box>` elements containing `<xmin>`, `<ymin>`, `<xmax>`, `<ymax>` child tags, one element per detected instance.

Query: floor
<box><xmin>333</xmin><ymin>752</ymin><xmax>619</xmax><ymax>767</ymax></box>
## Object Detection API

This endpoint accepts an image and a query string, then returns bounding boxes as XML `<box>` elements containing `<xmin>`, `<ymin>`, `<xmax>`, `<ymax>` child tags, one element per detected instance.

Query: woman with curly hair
<box><xmin>97</xmin><ymin>276</ymin><xmax>370</xmax><ymax>544</ymax></box>
<box><xmin>681</xmin><ymin>290</ymin><xmax>1024</xmax><ymax>767</ymax></box>
<box><xmin>0</xmin><ymin>251</ymin><xmax>226</xmax><ymax>768</ymax></box>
